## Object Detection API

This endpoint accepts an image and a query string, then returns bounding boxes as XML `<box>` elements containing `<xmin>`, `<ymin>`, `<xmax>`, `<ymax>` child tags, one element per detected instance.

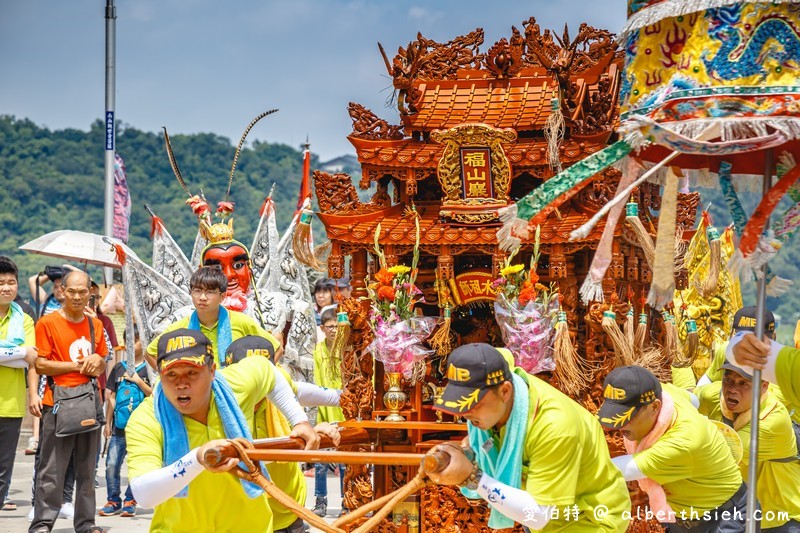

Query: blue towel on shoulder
<box><xmin>0</xmin><ymin>302</ymin><xmax>26</xmax><ymax>348</ymax></box>
<box><xmin>461</xmin><ymin>371</ymin><xmax>529</xmax><ymax>530</ymax></box>
<box><xmin>188</xmin><ymin>306</ymin><xmax>232</xmax><ymax>368</ymax></box>
<box><xmin>154</xmin><ymin>371</ymin><xmax>268</xmax><ymax>498</ymax></box>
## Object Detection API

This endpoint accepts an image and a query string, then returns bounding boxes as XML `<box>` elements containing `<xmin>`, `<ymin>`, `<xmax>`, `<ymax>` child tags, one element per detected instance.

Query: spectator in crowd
<box><xmin>313</xmin><ymin>278</ymin><xmax>335</xmax><ymax>326</ymax></box>
<box><xmin>28</xmin><ymin>266</ymin><xmax>68</xmax><ymax>317</ymax></box>
<box><xmin>146</xmin><ymin>266</ymin><xmax>279</xmax><ymax>369</ymax></box>
<box><xmin>311</xmin><ymin>307</ymin><xmax>345</xmax><ymax>518</ymax></box>
<box><xmin>98</xmin><ymin>326</ymin><xmax>151</xmax><ymax>518</ymax></box>
<box><xmin>334</xmin><ymin>276</ymin><xmax>351</xmax><ymax>300</ymax></box>
<box><xmin>0</xmin><ymin>256</ymin><xmax>37</xmax><ymax>512</ymax></box>
<box><xmin>30</xmin><ymin>270</ymin><xmax>107</xmax><ymax>533</ymax></box>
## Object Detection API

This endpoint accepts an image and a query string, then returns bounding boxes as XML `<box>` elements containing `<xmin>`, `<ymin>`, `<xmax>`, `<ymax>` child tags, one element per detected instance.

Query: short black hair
<box><xmin>320</xmin><ymin>307</ymin><xmax>337</xmax><ymax>325</ymax></box>
<box><xmin>0</xmin><ymin>256</ymin><xmax>18</xmax><ymax>280</ymax></box>
<box><xmin>190</xmin><ymin>265</ymin><xmax>228</xmax><ymax>292</ymax></box>
<box><xmin>90</xmin><ymin>281</ymin><xmax>100</xmax><ymax>290</ymax></box>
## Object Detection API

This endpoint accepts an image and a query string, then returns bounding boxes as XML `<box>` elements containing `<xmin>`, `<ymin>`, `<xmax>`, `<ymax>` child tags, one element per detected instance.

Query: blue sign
<box><xmin>105</xmin><ymin>111</ymin><xmax>114</xmax><ymax>150</ymax></box>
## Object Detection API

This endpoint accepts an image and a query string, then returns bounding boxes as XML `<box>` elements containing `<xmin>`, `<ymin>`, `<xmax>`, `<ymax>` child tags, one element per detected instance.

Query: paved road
<box><xmin>1</xmin><ymin>429</ymin><xmax>344</xmax><ymax>533</ymax></box>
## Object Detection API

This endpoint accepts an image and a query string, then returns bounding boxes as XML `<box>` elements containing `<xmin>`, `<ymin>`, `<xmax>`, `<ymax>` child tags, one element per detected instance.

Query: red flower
<box><xmin>377</xmin><ymin>285</ymin><xmax>396</xmax><ymax>301</ymax></box>
<box><xmin>216</xmin><ymin>201</ymin><xmax>235</xmax><ymax>216</ymax></box>
<box><xmin>518</xmin><ymin>286</ymin><xmax>536</xmax><ymax>307</ymax></box>
<box><xmin>375</xmin><ymin>268</ymin><xmax>394</xmax><ymax>285</ymax></box>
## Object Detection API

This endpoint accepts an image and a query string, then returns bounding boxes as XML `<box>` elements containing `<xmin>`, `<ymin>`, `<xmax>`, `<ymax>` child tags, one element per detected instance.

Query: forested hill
<box><xmin>0</xmin><ymin>115</ymin><xmax>321</xmax><ymax>287</ymax></box>
<box><xmin>1</xmin><ymin>115</ymin><xmax>798</xmax><ymax>340</ymax></box>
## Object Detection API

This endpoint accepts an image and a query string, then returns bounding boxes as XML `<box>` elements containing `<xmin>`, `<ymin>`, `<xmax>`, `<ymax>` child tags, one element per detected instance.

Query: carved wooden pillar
<box><xmin>437</xmin><ymin>247</ymin><xmax>454</xmax><ymax>280</ymax></box>
<box><xmin>385</xmin><ymin>243</ymin><xmax>399</xmax><ymax>268</ymax></box>
<box><xmin>327</xmin><ymin>241</ymin><xmax>345</xmax><ymax>280</ymax></box>
<box><xmin>492</xmin><ymin>249</ymin><xmax>506</xmax><ymax>278</ymax></box>
<box><xmin>405</xmin><ymin>168</ymin><xmax>417</xmax><ymax>198</ymax></box>
<box><xmin>610</xmin><ymin>240</ymin><xmax>625</xmax><ymax>279</ymax></box>
<box><xmin>626</xmin><ymin>246</ymin><xmax>639</xmax><ymax>282</ymax></box>
<box><xmin>351</xmin><ymin>248</ymin><xmax>369</xmax><ymax>300</ymax></box>
<box><xmin>550</xmin><ymin>243</ymin><xmax>567</xmax><ymax>279</ymax></box>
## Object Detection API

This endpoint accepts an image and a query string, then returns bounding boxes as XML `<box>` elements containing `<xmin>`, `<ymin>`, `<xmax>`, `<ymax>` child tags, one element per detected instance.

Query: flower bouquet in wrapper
<box><xmin>493</xmin><ymin>226</ymin><xmax>559</xmax><ymax>374</ymax></box>
<box><xmin>365</xmin><ymin>219</ymin><xmax>437</xmax><ymax>382</ymax></box>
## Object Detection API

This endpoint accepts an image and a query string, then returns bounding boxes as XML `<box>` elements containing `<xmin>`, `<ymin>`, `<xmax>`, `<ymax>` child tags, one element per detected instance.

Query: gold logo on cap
<box><xmin>640</xmin><ymin>390</ymin><xmax>656</xmax><ymax>404</ymax></box>
<box><xmin>603</xmin><ymin>384</ymin><xmax>627</xmax><ymax>401</ymax></box>
<box><xmin>447</xmin><ymin>365</ymin><xmax>470</xmax><ymax>382</ymax></box>
<box><xmin>599</xmin><ymin>406</ymin><xmax>637</xmax><ymax>427</ymax></box>
<box><xmin>443</xmin><ymin>389</ymin><xmax>480</xmax><ymax>411</ymax></box>
<box><xmin>166</xmin><ymin>335</ymin><xmax>198</xmax><ymax>353</ymax></box>
<box><xmin>486</xmin><ymin>369</ymin><xmax>505</xmax><ymax>386</ymax></box>
<box><xmin>160</xmin><ymin>354</ymin><xmax>206</xmax><ymax>370</ymax></box>
<box><xmin>247</xmin><ymin>349</ymin><xmax>271</xmax><ymax>358</ymax></box>
<box><xmin>737</xmin><ymin>316</ymin><xmax>757</xmax><ymax>328</ymax></box>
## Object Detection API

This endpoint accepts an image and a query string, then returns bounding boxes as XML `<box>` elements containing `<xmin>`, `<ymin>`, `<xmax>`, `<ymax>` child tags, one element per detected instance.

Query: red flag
<box><xmin>295</xmin><ymin>143</ymin><xmax>311</xmax><ymax>213</ymax></box>
<box><xmin>113</xmin><ymin>152</ymin><xmax>132</xmax><ymax>243</ymax></box>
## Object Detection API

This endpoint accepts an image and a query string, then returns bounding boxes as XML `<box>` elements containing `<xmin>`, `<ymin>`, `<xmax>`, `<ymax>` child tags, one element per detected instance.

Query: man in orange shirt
<box><xmin>30</xmin><ymin>270</ymin><xmax>107</xmax><ymax>533</ymax></box>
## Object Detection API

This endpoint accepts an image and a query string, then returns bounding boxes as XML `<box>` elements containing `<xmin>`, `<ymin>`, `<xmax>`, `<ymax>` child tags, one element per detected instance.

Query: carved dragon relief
<box><xmin>313</xmin><ymin>170</ymin><xmax>395</xmax><ymax>216</ymax></box>
<box><xmin>430</xmin><ymin>124</ymin><xmax>517</xmax><ymax>205</ymax></box>
<box><xmin>348</xmin><ymin>102</ymin><xmax>404</xmax><ymax>140</ymax></box>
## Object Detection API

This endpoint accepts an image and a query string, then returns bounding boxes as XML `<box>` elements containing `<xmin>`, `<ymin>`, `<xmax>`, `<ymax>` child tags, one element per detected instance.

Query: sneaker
<box><xmin>312</xmin><ymin>496</ymin><xmax>327</xmax><ymax>517</ymax></box>
<box><xmin>94</xmin><ymin>477</ymin><xmax>100</xmax><ymax>489</ymax></box>
<box><xmin>98</xmin><ymin>501</ymin><xmax>121</xmax><ymax>516</ymax></box>
<box><xmin>59</xmin><ymin>502</ymin><xmax>74</xmax><ymax>520</ymax></box>
<box><xmin>24</xmin><ymin>437</ymin><xmax>38</xmax><ymax>456</ymax></box>
<box><xmin>27</xmin><ymin>507</ymin><xmax>34</xmax><ymax>522</ymax></box>
<box><xmin>120</xmin><ymin>500</ymin><xmax>136</xmax><ymax>517</ymax></box>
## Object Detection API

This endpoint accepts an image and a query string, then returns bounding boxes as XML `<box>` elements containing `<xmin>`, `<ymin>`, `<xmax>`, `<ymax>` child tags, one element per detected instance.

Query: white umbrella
<box><xmin>19</xmin><ymin>230</ymin><xmax>122</xmax><ymax>269</ymax></box>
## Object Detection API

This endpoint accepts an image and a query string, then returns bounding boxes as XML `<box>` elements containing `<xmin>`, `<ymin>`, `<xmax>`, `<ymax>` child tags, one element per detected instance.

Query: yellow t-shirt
<box><xmin>633</xmin><ymin>385</ymin><xmax>743</xmax><ymax>514</ymax></box>
<box><xmin>492</xmin><ymin>371</ymin><xmax>630</xmax><ymax>532</ymax></box>
<box><xmin>126</xmin><ymin>356</ymin><xmax>276</xmax><ymax>533</ymax></box>
<box><xmin>703</xmin><ymin>341</ymin><xmax>728</xmax><ymax>383</ymax></box>
<box><xmin>312</xmin><ymin>341</ymin><xmax>344</xmax><ymax>424</ymax></box>
<box><xmin>147</xmin><ymin>310</ymin><xmax>279</xmax><ymax>368</ymax></box>
<box><xmin>253</xmin><ymin>366</ymin><xmax>306</xmax><ymax>530</ymax></box>
<box><xmin>777</xmin><ymin>347</ymin><xmax>800</xmax><ymax>414</ymax></box>
<box><xmin>695</xmin><ymin>381</ymin><xmax>800</xmax><ymax>528</ymax></box>
<box><xmin>0</xmin><ymin>307</ymin><xmax>35</xmax><ymax>417</ymax></box>
<box><xmin>671</xmin><ymin>365</ymin><xmax>696</xmax><ymax>390</ymax></box>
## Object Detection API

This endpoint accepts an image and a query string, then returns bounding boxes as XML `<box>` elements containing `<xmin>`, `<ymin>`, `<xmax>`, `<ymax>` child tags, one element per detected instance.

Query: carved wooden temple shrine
<box><xmin>313</xmin><ymin>19</ymin><xmax>699</xmax><ymax>532</ymax></box>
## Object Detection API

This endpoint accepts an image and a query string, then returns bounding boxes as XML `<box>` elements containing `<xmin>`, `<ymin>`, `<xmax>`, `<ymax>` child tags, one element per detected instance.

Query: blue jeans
<box><xmin>105</xmin><ymin>435</ymin><xmax>133</xmax><ymax>504</ymax></box>
<box><xmin>314</xmin><ymin>463</ymin><xmax>345</xmax><ymax>498</ymax></box>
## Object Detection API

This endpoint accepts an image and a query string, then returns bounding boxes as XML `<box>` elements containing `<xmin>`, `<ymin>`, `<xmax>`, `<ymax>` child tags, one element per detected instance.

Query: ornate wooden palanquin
<box><xmin>314</xmin><ymin>18</ymin><xmax>699</xmax><ymax>533</ymax></box>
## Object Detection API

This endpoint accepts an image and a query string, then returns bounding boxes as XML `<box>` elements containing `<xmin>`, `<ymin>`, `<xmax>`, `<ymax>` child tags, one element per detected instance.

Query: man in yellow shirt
<box><xmin>126</xmin><ymin>328</ymin><xmax>318</xmax><ymax>532</ymax></box>
<box><xmin>226</xmin><ymin>335</ymin><xmax>340</xmax><ymax>533</ymax></box>
<box><xmin>696</xmin><ymin>361</ymin><xmax>800</xmax><ymax>531</ymax></box>
<box><xmin>598</xmin><ymin>366</ymin><xmax>747</xmax><ymax>532</ymax></box>
<box><xmin>729</xmin><ymin>332</ymin><xmax>800</xmax><ymax>421</ymax></box>
<box><xmin>429</xmin><ymin>343</ymin><xmax>630</xmax><ymax>531</ymax></box>
<box><xmin>0</xmin><ymin>256</ymin><xmax>37</xmax><ymax>512</ymax></box>
<box><xmin>146</xmin><ymin>266</ymin><xmax>279</xmax><ymax>368</ymax></box>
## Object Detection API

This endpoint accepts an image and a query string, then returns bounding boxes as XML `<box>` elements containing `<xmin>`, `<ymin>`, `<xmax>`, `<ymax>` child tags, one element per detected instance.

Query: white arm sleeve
<box><xmin>475</xmin><ymin>473</ymin><xmax>553</xmax><ymax>530</ymax></box>
<box><xmin>0</xmin><ymin>346</ymin><xmax>28</xmax><ymax>368</ymax></box>
<box><xmin>295</xmin><ymin>381</ymin><xmax>341</xmax><ymax>407</ymax></box>
<box><xmin>696</xmin><ymin>374</ymin><xmax>712</xmax><ymax>388</ymax></box>
<box><xmin>267</xmin><ymin>368</ymin><xmax>308</xmax><ymax>426</ymax></box>
<box><xmin>611</xmin><ymin>454</ymin><xmax>647</xmax><ymax>482</ymax></box>
<box><xmin>726</xmin><ymin>332</ymin><xmax>780</xmax><ymax>384</ymax></box>
<box><xmin>688</xmin><ymin>392</ymin><xmax>700</xmax><ymax>409</ymax></box>
<box><xmin>130</xmin><ymin>448</ymin><xmax>205</xmax><ymax>509</ymax></box>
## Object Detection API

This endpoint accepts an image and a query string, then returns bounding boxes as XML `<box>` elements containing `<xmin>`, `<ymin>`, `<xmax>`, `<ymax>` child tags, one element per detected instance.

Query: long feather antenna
<box><xmin>226</xmin><ymin>109</ymin><xmax>279</xmax><ymax>202</ymax></box>
<box><xmin>163</xmin><ymin>127</ymin><xmax>192</xmax><ymax>197</ymax></box>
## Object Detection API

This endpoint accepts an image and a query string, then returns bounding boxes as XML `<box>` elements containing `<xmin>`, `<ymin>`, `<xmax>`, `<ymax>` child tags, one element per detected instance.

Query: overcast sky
<box><xmin>2</xmin><ymin>1</ymin><xmax>626</xmax><ymax>162</ymax></box>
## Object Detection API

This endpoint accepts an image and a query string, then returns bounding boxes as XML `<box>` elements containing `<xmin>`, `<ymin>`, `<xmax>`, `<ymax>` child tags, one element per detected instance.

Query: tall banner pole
<box><xmin>103</xmin><ymin>0</ymin><xmax>117</xmax><ymax>284</ymax></box>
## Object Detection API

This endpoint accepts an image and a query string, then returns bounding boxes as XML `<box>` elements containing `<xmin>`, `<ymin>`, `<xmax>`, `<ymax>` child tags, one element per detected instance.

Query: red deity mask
<box><xmin>202</xmin><ymin>244</ymin><xmax>251</xmax><ymax>296</ymax></box>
